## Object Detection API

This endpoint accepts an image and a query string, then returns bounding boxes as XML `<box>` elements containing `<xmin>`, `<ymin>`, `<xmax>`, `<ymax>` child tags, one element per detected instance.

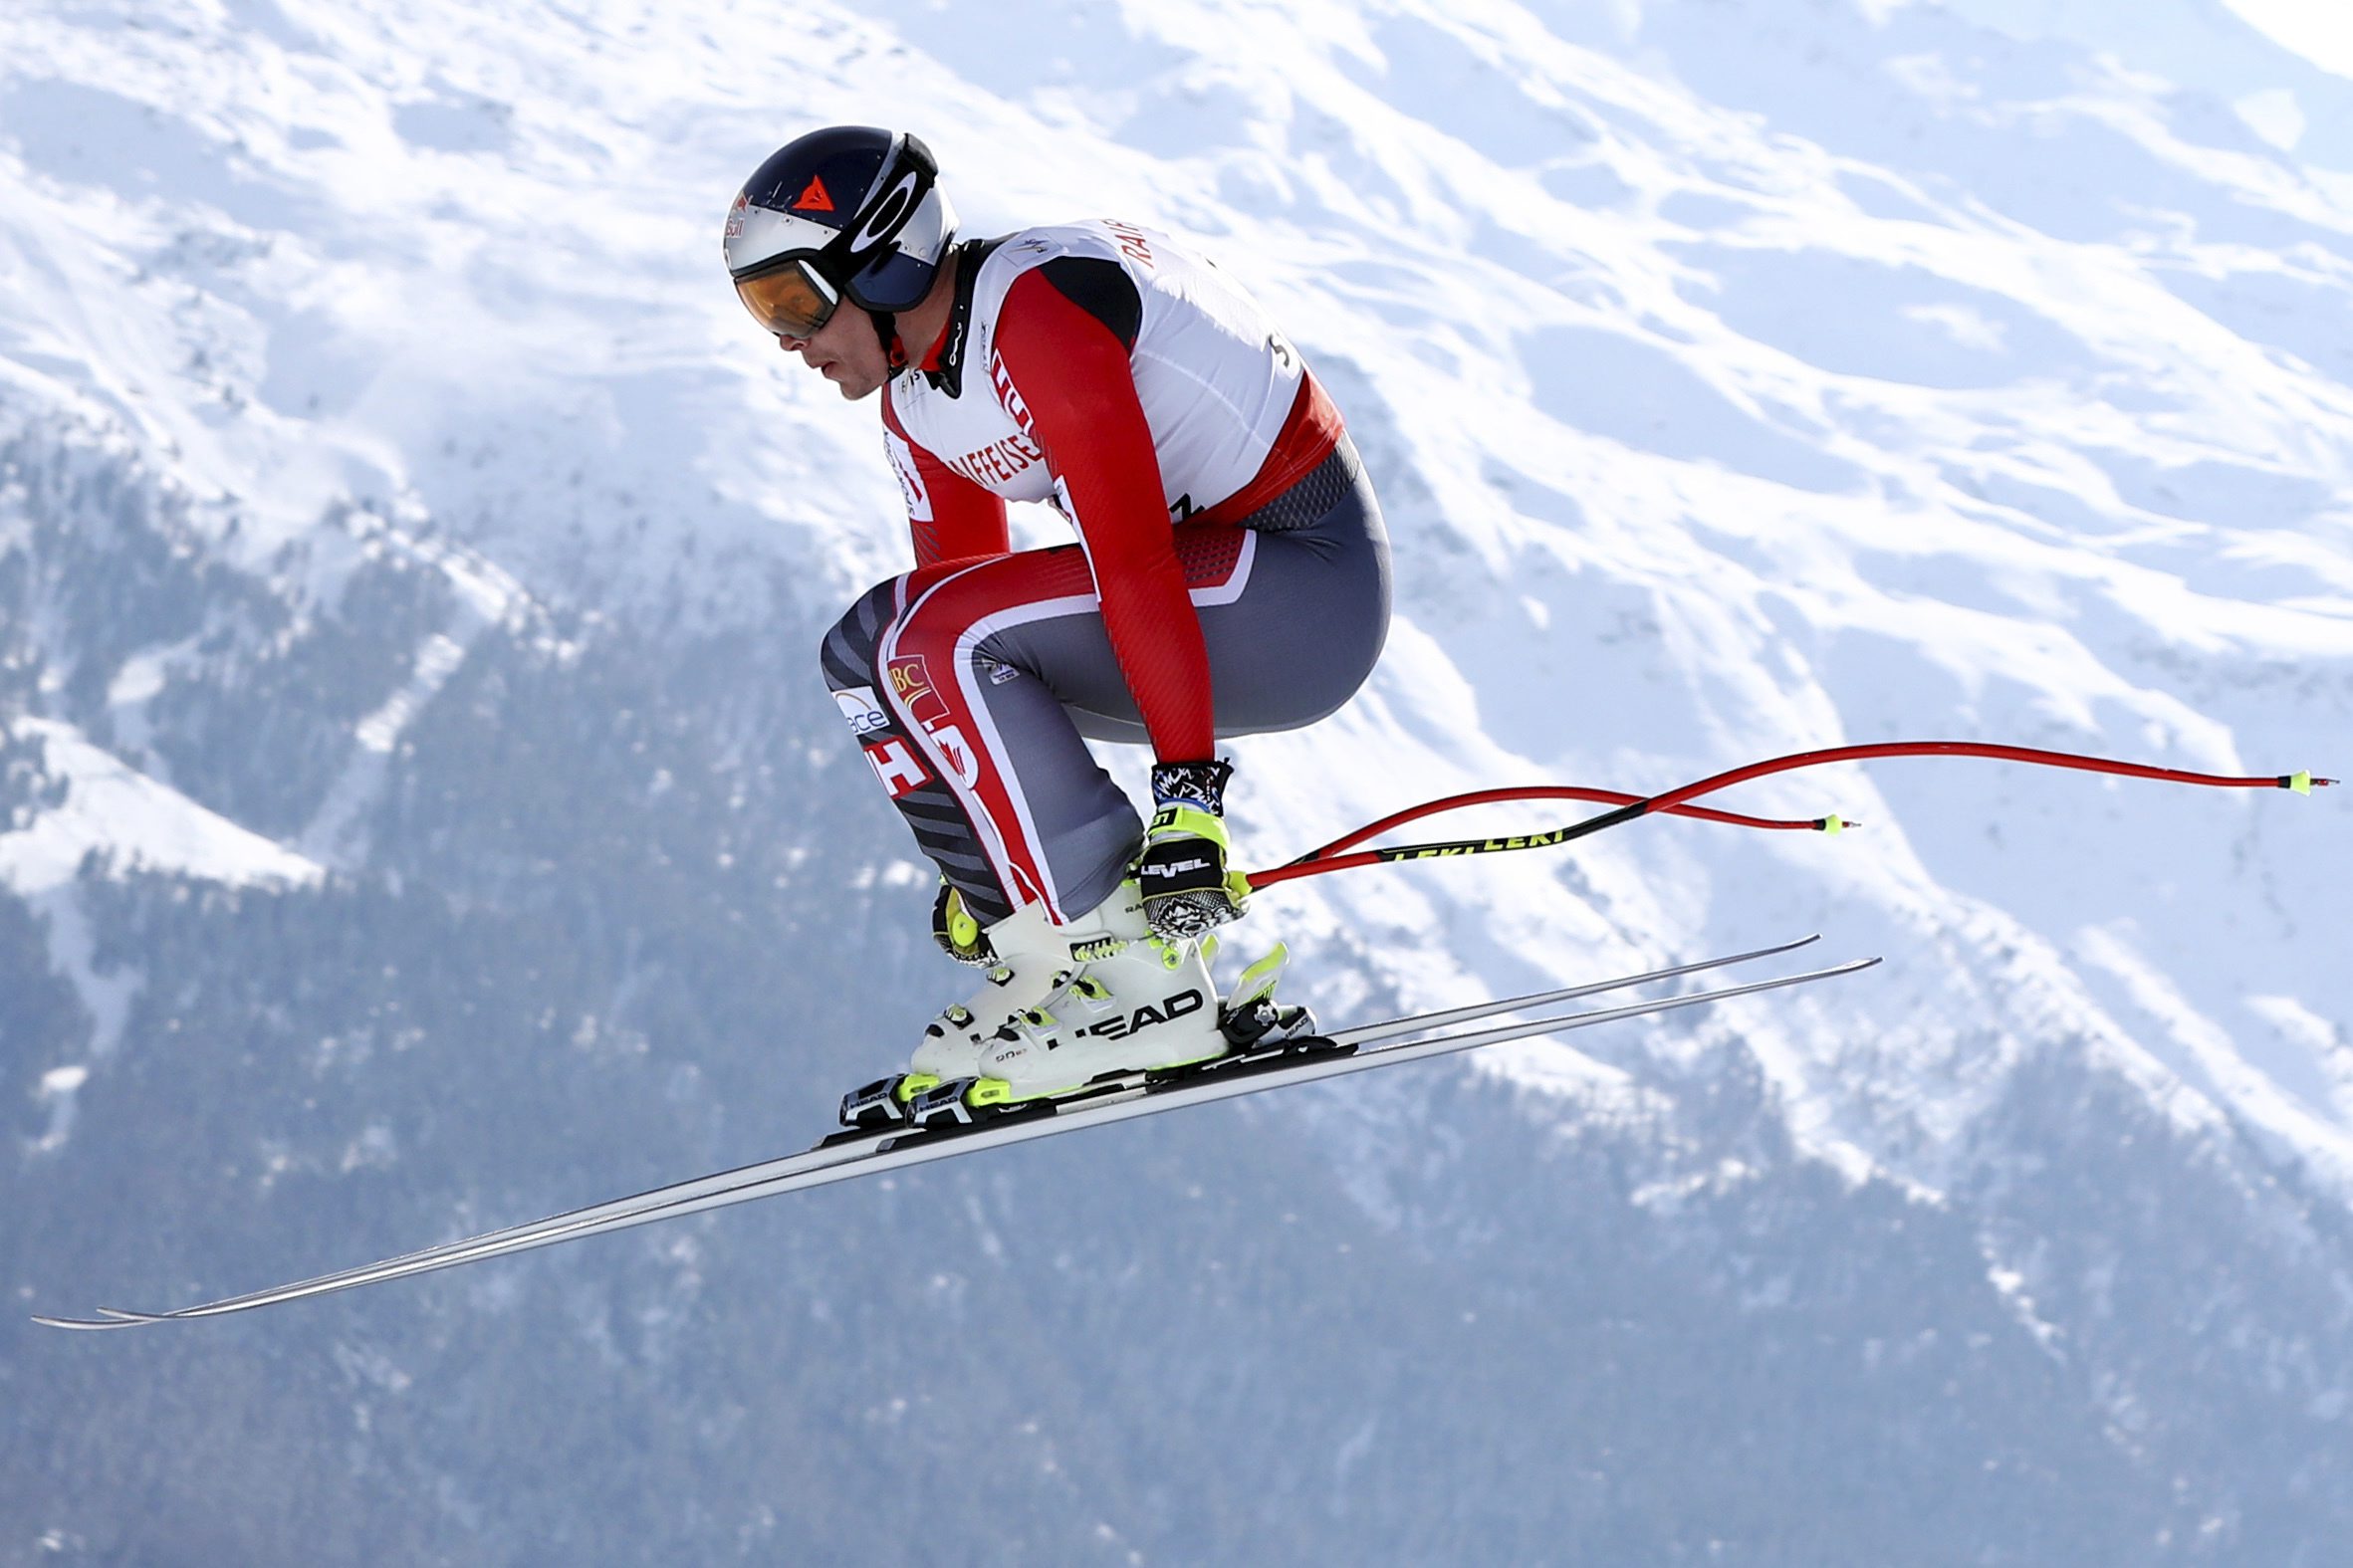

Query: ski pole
<box><xmin>1243</xmin><ymin>742</ymin><xmax>2334</xmax><ymax>890</ymax></box>
<box><xmin>1288</xmin><ymin>784</ymin><xmax>1851</xmax><ymax>864</ymax></box>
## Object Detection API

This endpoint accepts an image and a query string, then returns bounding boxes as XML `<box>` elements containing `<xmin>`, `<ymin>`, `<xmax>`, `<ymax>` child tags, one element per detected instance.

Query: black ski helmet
<box><xmin>724</xmin><ymin>126</ymin><xmax>957</xmax><ymax>339</ymax></box>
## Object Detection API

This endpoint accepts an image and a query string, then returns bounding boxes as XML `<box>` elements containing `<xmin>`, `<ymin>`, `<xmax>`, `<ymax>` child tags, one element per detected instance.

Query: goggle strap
<box><xmin>824</xmin><ymin>137</ymin><xmax>934</xmax><ymax>286</ymax></box>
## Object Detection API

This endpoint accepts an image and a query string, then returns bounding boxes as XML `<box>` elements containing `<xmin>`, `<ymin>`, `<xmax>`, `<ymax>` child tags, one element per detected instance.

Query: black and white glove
<box><xmin>1135</xmin><ymin>759</ymin><xmax>1245</xmax><ymax>941</ymax></box>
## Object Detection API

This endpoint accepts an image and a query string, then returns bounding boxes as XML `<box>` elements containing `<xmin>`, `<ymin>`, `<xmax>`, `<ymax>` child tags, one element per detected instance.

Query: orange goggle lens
<box><xmin>734</xmin><ymin>259</ymin><xmax>838</xmax><ymax>339</ymax></box>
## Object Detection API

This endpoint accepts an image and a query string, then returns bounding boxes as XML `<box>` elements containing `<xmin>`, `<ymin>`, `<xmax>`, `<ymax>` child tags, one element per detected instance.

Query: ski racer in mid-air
<box><xmin>723</xmin><ymin>125</ymin><xmax>1391</xmax><ymax>1114</ymax></box>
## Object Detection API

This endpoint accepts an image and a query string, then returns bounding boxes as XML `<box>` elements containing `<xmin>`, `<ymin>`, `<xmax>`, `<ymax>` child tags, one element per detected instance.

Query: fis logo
<box><xmin>1070</xmin><ymin>988</ymin><xmax>1206</xmax><ymax>1042</ymax></box>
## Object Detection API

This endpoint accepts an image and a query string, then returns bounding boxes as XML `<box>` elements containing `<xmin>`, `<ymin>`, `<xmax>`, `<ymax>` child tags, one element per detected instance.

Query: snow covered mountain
<box><xmin>5</xmin><ymin>0</ymin><xmax>2350</xmax><ymax>1562</ymax></box>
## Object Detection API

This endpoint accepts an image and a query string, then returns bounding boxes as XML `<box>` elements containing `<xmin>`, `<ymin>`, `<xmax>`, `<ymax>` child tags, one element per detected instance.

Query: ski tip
<box><xmin>30</xmin><ymin>1312</ymin><xmax>145</xmax><ymax>1333</ymax></box>
<box><xmin>95</xmin><ymin>1307</ymin><xmax>176</xmax><ymax>1324</ymax></box>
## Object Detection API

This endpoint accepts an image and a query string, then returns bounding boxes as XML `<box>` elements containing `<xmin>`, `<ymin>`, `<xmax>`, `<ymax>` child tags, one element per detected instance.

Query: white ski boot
<box><xmin>838</xmin><ymin>887</ymin><xmax>1152</xmax><ymax>1128</ymax></box>
<box><xmin>904</xmin><ymin>926</ymin><xmax>1318</xmax><ymax>1126</ymax></box>
<box><xmin>974</xmin><ymin>927</ymin><xmax>1231</xmax><ymax>1103</ymax></box>
<box><xmin>908</xmin><ymin>900</ymin><xmax>1071</xmax><ymax>1080</ymax></box>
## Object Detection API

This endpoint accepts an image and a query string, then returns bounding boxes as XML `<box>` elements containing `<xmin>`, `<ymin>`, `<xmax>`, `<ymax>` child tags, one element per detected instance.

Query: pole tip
<box><xmin>2284</xmin><ymin>771</ymin><xmax>2333</xmax><ymax>795</ymax></box>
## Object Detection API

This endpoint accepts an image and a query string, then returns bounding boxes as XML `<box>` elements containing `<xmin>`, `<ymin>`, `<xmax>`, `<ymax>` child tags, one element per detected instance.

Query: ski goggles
<box><xmin>733</xmin><ymin>256</ymin><xmax>841</xmax><ymax>340</ymax></box>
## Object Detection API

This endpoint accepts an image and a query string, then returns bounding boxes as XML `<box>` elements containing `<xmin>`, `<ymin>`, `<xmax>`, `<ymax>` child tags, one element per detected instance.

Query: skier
<box><xmin>724</xmin><ymin>125</ymin><xmax>1391</xmax><ymax>1110</ymax></box>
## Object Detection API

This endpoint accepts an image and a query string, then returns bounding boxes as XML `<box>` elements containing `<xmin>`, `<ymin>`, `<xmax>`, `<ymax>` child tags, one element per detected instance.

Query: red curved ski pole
<box><xmin>1247</xmin><ymin>742</ymin><xmax>2333</xmax><ymax>890</ymax></box>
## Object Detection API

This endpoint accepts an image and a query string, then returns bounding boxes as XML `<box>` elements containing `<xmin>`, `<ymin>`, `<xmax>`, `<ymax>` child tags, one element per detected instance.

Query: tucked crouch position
<box><xmin>724</xmin><ymin>126</ymin><xmax>1391</xmax><ymax>1109</ymax></box>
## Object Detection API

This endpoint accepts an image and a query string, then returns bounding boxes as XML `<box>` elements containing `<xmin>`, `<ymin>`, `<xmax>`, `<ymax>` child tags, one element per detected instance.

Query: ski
<box><xmin>33</xmin><ymin>936</ymin><xmax>1866</xmax><ymax>1331</ymax></box>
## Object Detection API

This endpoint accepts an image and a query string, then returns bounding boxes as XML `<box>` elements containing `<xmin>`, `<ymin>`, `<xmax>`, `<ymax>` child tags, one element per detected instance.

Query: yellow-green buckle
<box><xmin>895</xmin><ymin>1072</ymin><xmax>941</xmax><ymax>1105</ymax></box>
<box><xmin>1232</xmin><ymin>942</ymin><xmax>1289</xmax><ymax>1010</ymax></box>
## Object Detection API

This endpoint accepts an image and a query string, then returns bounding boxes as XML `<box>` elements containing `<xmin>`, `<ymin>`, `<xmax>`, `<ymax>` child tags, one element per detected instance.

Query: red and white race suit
<box><xmin>823</xmin><ymin>219</ymin><xmax>1389</xmax><ymax>926</ymax></box>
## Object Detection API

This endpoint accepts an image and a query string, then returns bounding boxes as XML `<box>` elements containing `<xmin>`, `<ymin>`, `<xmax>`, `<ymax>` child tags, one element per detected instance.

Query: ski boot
<box><xmin>905</xmin><ymin>925</ymin><xmax>1321</xmax><ymax>1129</ymax></box>
<box><xmin>837</xmin><ymin>886</ymin><xmax>1152</xmax><ymax>1130</ymax></box>
<box><xmin>980</xmin><ymin>931</ymin><xmax>1228</xmax><ymax>1099</ymax></box>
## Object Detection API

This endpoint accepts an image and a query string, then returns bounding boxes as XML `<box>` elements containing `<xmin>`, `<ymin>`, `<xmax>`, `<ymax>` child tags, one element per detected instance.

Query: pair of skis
<box><xmin>33</xmin><ymin>935</ymin><xmax>1873</xmax><ymax>1331</ymax></box>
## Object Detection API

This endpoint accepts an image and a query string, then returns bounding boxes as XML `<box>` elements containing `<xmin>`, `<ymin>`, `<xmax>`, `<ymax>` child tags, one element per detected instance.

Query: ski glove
<box><xmin>1136</xmin><ymin>759</ymin><xmax>1245</xmax><ymax>941</ymax></box>
<box><xmin>931</xmin><ymin>879</ymin><xmax>995</xmax><ymax>967</ymax></box>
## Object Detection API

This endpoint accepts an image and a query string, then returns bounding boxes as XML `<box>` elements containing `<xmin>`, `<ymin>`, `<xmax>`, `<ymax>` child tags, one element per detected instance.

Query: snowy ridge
<box><xmin>8</xmin><ymin>1</ymin><xmax>2353</xmax><ymax>1556</ymax></box>
<box><xmin>3</xmin><ymin>0</ymin><xmax>2348</xmax><ymax>1199</ymax></box>
<box><xmin>0</xmin><ymin>717</ymin><xmax>324</xmax><ymax>894</ymax></box>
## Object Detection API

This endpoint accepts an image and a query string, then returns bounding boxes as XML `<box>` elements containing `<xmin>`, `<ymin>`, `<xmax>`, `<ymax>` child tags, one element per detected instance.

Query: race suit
<box><xmin>821</xmin><ymin>220</ymin><xmax>1391</xmax><ymax>926</ymax></box>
